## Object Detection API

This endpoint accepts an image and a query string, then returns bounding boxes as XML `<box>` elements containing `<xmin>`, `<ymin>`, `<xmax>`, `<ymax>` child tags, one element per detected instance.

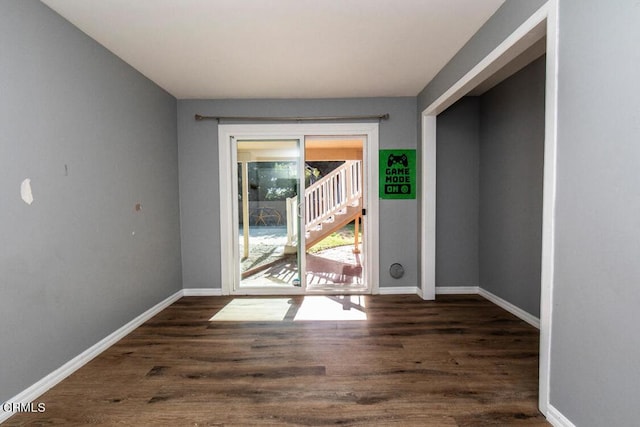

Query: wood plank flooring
<box><xmin>6</xmin><ymin>295</ymin><xmax>549</xmax><ymax>426</ymax></box>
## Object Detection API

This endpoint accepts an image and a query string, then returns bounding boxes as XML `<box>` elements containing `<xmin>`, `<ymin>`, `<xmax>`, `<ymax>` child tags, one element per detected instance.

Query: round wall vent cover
<box><xmin>389</xmin><ymin>263</ymin><xmax>405</xmax><ymax>279</ymax></box>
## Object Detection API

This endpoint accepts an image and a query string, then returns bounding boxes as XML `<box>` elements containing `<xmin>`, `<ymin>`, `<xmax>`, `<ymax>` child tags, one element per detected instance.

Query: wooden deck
<box><xmin>6</xmin><ymin>294</ymin><xmax>549</xmax><ymax>426</ymax></box>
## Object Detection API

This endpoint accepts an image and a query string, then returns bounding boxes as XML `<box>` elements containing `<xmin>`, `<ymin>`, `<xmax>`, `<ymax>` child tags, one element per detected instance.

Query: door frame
<box><xmin>218</xmin><ymin>122</ymin><xmax>380</xmax><ymax>296</ymax></box>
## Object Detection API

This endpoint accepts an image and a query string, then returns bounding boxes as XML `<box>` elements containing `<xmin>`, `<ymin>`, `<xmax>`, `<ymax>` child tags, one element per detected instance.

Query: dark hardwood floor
<box><xmin>6</xmin><ymin>294</ymin><xmax>549</xmax><ymax>426</ymax></box>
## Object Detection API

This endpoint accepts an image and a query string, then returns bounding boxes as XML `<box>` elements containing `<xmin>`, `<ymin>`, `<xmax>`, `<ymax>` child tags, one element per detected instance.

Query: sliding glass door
<box><xmin>235</xmin><ymin>139</ymin><xmax>304</xmax><ymax>290</ymax></box>
<box><xmin>219</xmin><ymin>123</ymin><xmax>378</xmax><ymax>296</ymax></box>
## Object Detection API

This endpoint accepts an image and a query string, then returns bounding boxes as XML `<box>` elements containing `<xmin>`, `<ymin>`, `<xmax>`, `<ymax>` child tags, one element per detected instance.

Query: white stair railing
<box><xmin>286</xmin><ymin>161</ymin><xmax>361</xmax><ymax>248</ymax></box>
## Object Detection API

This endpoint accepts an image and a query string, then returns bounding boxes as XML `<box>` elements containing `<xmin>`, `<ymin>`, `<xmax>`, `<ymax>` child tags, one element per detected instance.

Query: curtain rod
<box><xmin>194</xmin><ymin>113</ymin><xmax>389</xmax><ymax>123</ymax></box>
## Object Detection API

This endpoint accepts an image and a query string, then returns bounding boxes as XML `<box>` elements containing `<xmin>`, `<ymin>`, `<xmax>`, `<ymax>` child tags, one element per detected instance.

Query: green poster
<box><xmin>379</xmin><ymin>149</ymin><xmax>416</xmax><ymax>199</ymax></box>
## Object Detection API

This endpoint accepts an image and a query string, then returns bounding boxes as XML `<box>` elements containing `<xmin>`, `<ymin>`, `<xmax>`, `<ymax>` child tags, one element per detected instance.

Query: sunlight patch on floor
<box><xmin>209</xmin><ymin>298</ymin><xmax>294</xmax><ymax>321</ymax></box>
<box><xmin>294</xmin><ymin>296</ymin><xmax>367</xmax><ymax>321</ymax></box>
<box><xmin>209</xmin><ymin>296</ymin><xmax>367</xmax><ymax>322</ymax></box>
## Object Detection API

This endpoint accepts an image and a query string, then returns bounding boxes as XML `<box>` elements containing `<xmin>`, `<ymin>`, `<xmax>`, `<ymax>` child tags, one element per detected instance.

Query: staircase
<box><xmin>286</xmin><ymin>161</ymin><xmax>362</xmax><ymax>252</ymax></box>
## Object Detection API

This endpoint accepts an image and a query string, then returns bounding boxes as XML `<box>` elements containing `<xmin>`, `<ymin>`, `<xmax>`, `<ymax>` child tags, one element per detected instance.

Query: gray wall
<box><xmin>0</xmin><ymin>1</ymin><xmax>181</xmax><ymax>401</ymax></box>
<box><xmin>435</xmin><ymin>97</ymin><xmax>480</xmax><ymax>287</ymax></box>
<box><xmin>177</xmin><ymin>98</ymin><xmax>418</xmax><ymax>289</ymax></box>
<box><xmin>551</xmin><ymin>0</ymin><xmax>640</xmax><ymax>424</ymax></box>
<box><xmin>479</xmin><ymin>56</ymin><xmax>545</xmax><ymax>317</ymax></box>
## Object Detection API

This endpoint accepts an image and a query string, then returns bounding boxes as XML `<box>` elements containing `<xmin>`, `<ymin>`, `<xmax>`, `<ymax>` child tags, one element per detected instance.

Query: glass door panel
<box><xmin>303</xmin><ymin>137</ymin><xmax>366</xmax><ymax>290</ymax></box>
<box><xmin>236</xmin><ymin>140</ymin><xmax>303</xmax><ymax>289</ymax></box>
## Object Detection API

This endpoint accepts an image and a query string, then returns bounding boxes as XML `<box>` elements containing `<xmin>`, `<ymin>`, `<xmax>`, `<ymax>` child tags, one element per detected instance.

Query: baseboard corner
<box><xmin>546</xmin><ymin>404</ymin><xmax>577</xmax><ymax>427</ymax></box>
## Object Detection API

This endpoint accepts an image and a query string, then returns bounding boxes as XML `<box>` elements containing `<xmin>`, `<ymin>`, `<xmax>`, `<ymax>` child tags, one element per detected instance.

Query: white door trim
<box><xmin>419</xmin><ymin>0</ymin><xmax>557</xmax><ymax>418</ymax></box>
<box><xmin>539</xmin><ymin>0</ymin><xmax>559</xmax><ymax>418</ymax></box>
<box><xmin>218</xmin><ymin>122</ymin><xmax>380</xmax><ymax>296</ymax></box>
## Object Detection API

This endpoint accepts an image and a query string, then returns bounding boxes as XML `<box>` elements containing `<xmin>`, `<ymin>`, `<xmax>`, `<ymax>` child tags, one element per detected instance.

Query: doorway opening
<box><xmin>420</xmin><ymin>1</ymin><xmax>557</xmax><ymax>416</ymax></box>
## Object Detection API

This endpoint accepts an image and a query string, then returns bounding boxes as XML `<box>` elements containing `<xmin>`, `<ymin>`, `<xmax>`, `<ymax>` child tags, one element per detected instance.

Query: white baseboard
<box><xmin>436</xmin><ymin>286</ymin><xmax>480</xmax><ymax>294</ymax></box>
<box><xmin>415</xmin><ymin>286</ymin><xmax>424</xmax><ymax>299</ymax></box>
<box><xmin>378</xmin><ymin>286</ymin><xmax>421</xmax><ymax>295</ymax></box>
<box><xmin>182</xmin><ymin>288</ymin><xmax>224</xmax><ymax>296</ymax></box>
<box><xmin>546</xmin><ymin>404</ymin><xmax>576</xmax><ymax>427</ymax></box>
<box><xmin>434</xmin><ymin>286</ymin><xmax>540</xmax><ymax>329</ymax></box>
<box><xmin>0</xmin><ymin>289</ymin><xmax>183</xmax><ymax>424</ymax></box>
<box><xmin>478</xmin><ymin>288</ymin><xmax>540</xmax><ymax>329</ymax></box>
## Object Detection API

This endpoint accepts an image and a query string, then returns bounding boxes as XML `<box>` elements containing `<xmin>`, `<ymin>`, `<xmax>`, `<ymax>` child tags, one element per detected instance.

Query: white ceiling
<box><xmin>41</xmin><ymin>0</ymin><xmax>505</xmax><ymax>100</ymax></box>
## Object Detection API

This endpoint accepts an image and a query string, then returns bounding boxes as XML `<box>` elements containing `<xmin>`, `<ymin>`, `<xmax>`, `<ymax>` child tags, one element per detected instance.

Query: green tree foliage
<box><xmin>238</xmin><ymin>161</ymin><xmax>344</xmax><ymax>201</ymax></box>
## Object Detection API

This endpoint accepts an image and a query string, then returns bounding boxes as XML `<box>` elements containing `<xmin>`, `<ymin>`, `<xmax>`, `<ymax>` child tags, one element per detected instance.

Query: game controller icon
<box><xmin>387</xmin><ymin>153</ymin><xmax>408</xmax><ymax>167</ymax></box>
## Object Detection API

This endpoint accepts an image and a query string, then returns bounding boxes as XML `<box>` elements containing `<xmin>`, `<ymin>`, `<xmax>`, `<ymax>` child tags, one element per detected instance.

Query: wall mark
<box><xmin>20</xmin><ymin>178</ymin><xmax>34</xmax><ymax>205</ymax></box>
